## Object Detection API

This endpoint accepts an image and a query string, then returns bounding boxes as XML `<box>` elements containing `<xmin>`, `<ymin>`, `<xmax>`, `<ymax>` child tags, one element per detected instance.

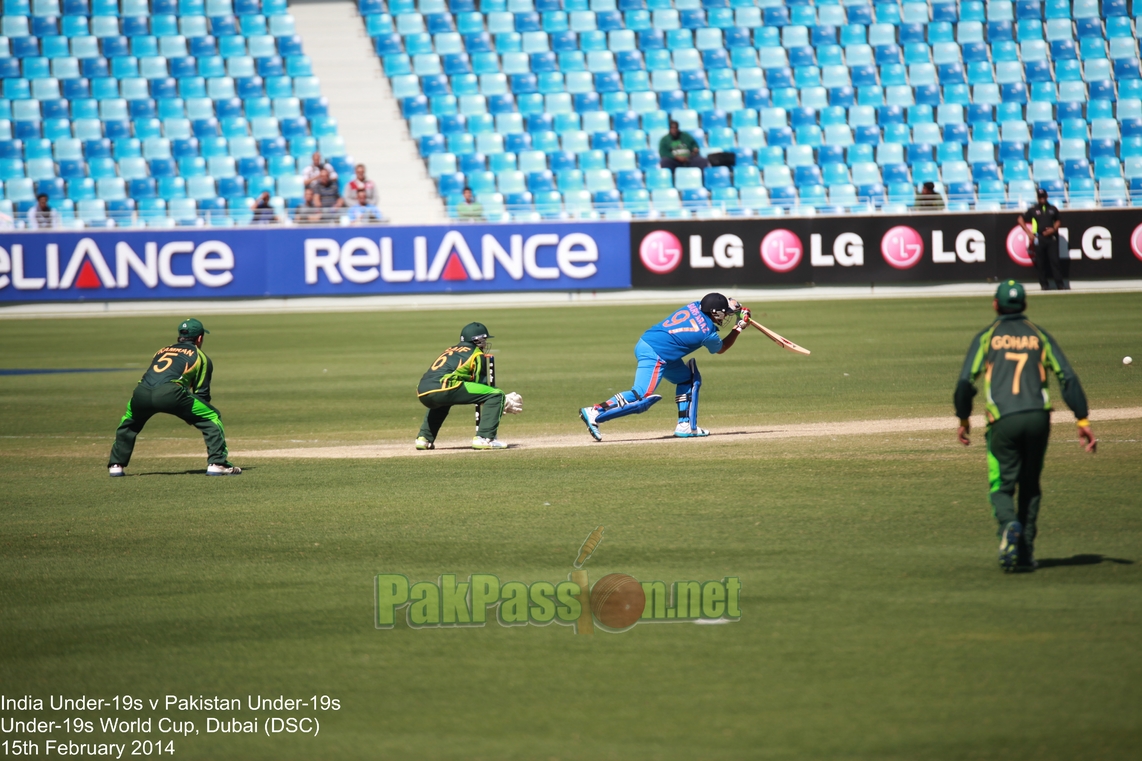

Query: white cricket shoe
<box><xmin>673</xmin><ymin>421</ymin><xmax>709</xmax><ymax>438</ymax></box>
<box><xmin>472</xmin><ymin>437</ymin><xmax>508</xmax><ymax>450</ymax></box>
<box><xmin>108</xmin><ymin>464</ymin><xmax>124</xmax><ymax>477</ymax></box>
<box><xmin>206</xmin><ymin>463</ymin><xmax>242</xmax><ymax>476</ymax></box>
<box><xmin>579</xmin><ymin>406</ymin><xmax>602</xmax><ymax>441</ymax></box>
<box><xmin>415</xmin><ymin>437</ymin><xmax>435</xmax><ymax>450</ymax></box>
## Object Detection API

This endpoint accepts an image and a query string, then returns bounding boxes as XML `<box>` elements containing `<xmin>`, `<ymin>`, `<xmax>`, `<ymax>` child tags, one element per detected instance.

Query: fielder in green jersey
<box><xmin>415</xmin><ymin>322</ymin><xmax>522</xmax><ymax>451</ymax></box>
<box><xmin>108</xmin><ymin>318</ymin><xmax>241</xmax><ymax>477</ymax></box>
<box><xmin>954</xmin><ymin>281</ymin><xmax>1095</xmax><ymax>572</ymax></box>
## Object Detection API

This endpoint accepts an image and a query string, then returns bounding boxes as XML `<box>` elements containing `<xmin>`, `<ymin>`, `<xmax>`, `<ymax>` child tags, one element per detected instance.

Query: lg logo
<box><xmin>1005</xmin><ymin>225</ymin><xmax>1113</xmax><ymax>266</ymax></box>
<box><xmin>639</xmin><ymin>231</ymin><xmax>745</xmax><ymax>274</ymax></box>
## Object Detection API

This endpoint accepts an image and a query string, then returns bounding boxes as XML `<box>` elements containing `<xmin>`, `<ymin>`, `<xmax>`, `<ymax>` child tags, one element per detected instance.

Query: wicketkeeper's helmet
<box><xmin>460</xmin><ymin>322</ymin><xmax>493</xmax><ymax>344</ymax></box>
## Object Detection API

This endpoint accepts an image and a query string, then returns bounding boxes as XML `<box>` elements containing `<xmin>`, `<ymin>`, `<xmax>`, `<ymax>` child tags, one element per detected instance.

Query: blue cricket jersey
<box><xmin>639</xmin><ymin>302</ymin><xmax>723</xmax><ymax>362</ymax></box>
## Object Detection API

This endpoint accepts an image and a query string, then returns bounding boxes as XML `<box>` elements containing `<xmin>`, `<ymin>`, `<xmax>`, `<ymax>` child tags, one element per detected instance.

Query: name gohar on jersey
<box><xmin>990</xmin><ymin>335</ymin><xmax>1041</xmax><ymax>351</ymax></box>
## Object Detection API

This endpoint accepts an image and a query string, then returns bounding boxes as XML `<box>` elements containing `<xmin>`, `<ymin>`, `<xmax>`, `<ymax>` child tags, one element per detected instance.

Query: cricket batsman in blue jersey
<box><xmin>579</xmin><ymin>293</ymin><xmax>750</xmax><ymax>440</ymax></box>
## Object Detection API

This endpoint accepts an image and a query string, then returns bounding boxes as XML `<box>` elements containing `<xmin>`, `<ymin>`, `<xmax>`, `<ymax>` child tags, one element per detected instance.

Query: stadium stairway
<box><xmin>292</xmin><ymin>0</ymin><xmax>445</xmax><ymax>223</ymax></box>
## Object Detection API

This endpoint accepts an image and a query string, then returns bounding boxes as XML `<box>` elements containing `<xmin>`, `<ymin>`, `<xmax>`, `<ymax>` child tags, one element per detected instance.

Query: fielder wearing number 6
<box><xmin>579</xmin><ymin>293</ymin><xmax>752</xmax><ymax>441</ymax></box>
<box><xmin>415</xmin><ymin>322</ymin><xmax>522</xmax><ymax>451</ymax></box>
<box><xmin>954</xmin><ymin>281</ymin><xmax>1095</xmax><ymax>574</ymax></box>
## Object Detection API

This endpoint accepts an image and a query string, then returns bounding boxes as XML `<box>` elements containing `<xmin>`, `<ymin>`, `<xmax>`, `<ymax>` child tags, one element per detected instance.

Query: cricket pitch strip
<box><xmin>227</xmin><ymin>407</ymin><xmax>1142</xmax><ymax>460</ymax></box>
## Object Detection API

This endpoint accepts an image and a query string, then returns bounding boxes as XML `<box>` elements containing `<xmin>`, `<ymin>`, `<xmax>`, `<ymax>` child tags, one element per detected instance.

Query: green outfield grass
<box><xmin>1</xmin><ymin>294</ymin><xmax>1140</xmax><ymax>760</ymax></box>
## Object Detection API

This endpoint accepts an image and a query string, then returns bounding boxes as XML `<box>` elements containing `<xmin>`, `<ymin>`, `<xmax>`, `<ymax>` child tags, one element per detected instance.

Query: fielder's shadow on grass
<box><xmin>1036</xmin><ymin>554</ymin><xmax>1134</xmax><ymax>568</ymax></box>
<box><xmin>134</xmin><ymin>467</ymin><xmax>257</xmax><ymax>476</ymax></box>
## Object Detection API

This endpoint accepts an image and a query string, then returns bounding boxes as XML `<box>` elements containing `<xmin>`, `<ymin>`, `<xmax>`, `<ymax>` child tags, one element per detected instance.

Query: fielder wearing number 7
<box><xmin>579</xmin><ymin>293</ymin><xmax>750</xmax><ymax>441</ymax></box>
<box><xmin>954</xmin><ymin>281</ymin><xmax>1095</xmax><ymax>573</ymax></box>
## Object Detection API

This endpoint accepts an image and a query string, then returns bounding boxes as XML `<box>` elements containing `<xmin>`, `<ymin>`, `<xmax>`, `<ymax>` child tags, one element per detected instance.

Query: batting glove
<box><xmin>734</xmin><ymin>307</ymin><xmax>751</xmax><ymax>333</ymax></box>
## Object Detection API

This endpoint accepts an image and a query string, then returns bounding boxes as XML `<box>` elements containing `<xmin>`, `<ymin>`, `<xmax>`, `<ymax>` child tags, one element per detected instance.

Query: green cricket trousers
<box><xmin>109</xmin><ymin>383</ymin><xmax>229</xmax><ymax>466</ymax></box>
<box><xmin>417</xmin><ymin>382</ymin><xmax>504</xmax><ymax>442</ymax></box>
<box><xmin>986</xmin><ymin>410</ymin><xmax>1050</xmax><ymax>546</ymax></box>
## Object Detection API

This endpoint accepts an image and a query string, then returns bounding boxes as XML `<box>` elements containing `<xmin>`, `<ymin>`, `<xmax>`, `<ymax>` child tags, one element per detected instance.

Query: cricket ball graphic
<box><xmin>590</xmin><ymin>573</ymin><xmax>646</xmax><ymax>631</ymax></box>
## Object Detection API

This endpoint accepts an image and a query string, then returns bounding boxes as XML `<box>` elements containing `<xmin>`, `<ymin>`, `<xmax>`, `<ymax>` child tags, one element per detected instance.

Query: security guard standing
<box><xmin>1018</xmin><ymin>188</ymin><xmax>1068</xmax><ymax>291</ymax></box>
<box><xmin>954</xmin><ymin>281</ymin><xmax>1095</xmax><ymax>572</ymax></box>
<box><xmin>108</xmin><ymin>318</ymin><xmax>241</xmax><ymax>477</ymax></box>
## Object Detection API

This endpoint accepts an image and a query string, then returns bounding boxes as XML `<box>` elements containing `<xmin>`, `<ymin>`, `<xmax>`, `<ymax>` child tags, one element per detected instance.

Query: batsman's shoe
<box><xmin>673</xmin><ymin>421</ymin><xmax>709</xmax><ymax>438</ymax></box>
<box><xmin>206</xmin><ymin>463</ymin><xmax>242</xmax><ymax>476</ymax></box>
<box><xmin>579</xmin><ymin>406</ymin><xmax>602</xmax><ymax>441</ymax></box>
<box><xmin>472</xmin><ymin>437</ymin><xmax>508</xmax><ymax>450</ymax></box>
<box><xmin>415</xmin><ymin>437</ymin><xmax>434</xmax><ymax>450</ymax></box>
<box><xmin>108</xmin><ymin>464</ymin><xmax>124</xmax><ymax>478</ymax></box>
<box><xmin>998</xmin><ymin>521</ymin><xmax>1023</xmax><ymax>573</ymax></box>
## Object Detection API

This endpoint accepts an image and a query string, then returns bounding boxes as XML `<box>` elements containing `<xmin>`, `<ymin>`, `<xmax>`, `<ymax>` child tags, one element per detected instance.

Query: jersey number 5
<box><xmin>662</xmin><ymin>309</ymin><xmax>700</xmax><ymax>334</ymax></box>
<box><xmin>152</xmin><ymin>352</ymin><xmax>179</xmax><ymax>373</ymax></box>
<box><xmin>1004</xmin><ymin>351</ymin><xmax>1028</xmax><ymax>394</ymax></box>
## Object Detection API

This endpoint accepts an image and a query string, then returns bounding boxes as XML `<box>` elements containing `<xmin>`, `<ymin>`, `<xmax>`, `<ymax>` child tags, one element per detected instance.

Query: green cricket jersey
<box><xmin>954</xmin><ymin>313</ymin><xmax>1088</xmax><ymax>423</ymax></box>
<box><xmin>417</xmin><ymin>341</ymin><xmax>491</xmax><ymax>397</ymax></box>
<box><xmin>139</xmin><ymin>342</ymin><xmax>214</xmax><ymax>402</ymax></box>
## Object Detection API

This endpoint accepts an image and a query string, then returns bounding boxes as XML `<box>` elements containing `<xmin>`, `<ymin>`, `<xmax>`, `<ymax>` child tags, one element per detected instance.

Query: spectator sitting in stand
<box><xmin>251</xmin><ymin>192</ymin><xmax>276</xmax><ymax>224</ymax></box>
<box><xmin>455</xmin><ymin>187</ymin><xmax>484</xmax><ymax>221</ymax></box>
<box><xmin>293</xmin><ymin>188</ymin><xmax>325</xmax><ymax>224</ymax></box>
<box><xmin>659</xmin><ymin>120</ymin><xmax>709</xmax><ymax>172</ymax></box>
<box><xmin>301</xmin><ymin>151</ymin><xmax>336</xmax><ymax>185</ymax></box>
<box><xmin>914</xmin><ymin>181</ymin><xmax>945</xmax><ymax>211</ymax></box>
<box><xmin>347</xmin><ymin>189</ymin><xmax>384</xmax><ymax>224</ymax></box>
<box><xmin>27</xmin><ymin>194</ymin><xmax>62</xmax><ymax>229</ymax></box>
<box><xmin>343</xmin><ymin>164</ymin><xmax>377</xmax><ymax>206</ymax></box>
<box><xmin>308</xmin><ymin>168</ymin><xmax>345</xmax><ymax>221</ymax></box>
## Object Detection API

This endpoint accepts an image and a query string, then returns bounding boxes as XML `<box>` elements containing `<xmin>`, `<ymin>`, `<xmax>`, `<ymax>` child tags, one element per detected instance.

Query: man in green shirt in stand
<box><xmin>455</xmin><ymin>187</ymin><xmax>484</xmax><ymax>222</ymax></box>
<box><xmin>659</xmin><ymin>121</ymin><xmax>709</xmax><ymax>172</ymax></box>
<box><xmin>954</xmin><ymin>281</ymin><xmax>1096</xmax><ymax>572</ymax></box>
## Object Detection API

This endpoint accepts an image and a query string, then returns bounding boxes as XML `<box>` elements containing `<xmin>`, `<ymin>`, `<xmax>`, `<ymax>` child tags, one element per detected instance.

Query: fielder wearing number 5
<box><xmin>108</xmin><ymin>318</ymin><xmax>241</xmax><ymax>477</ymax></box>
<box><xmin>579</xmin><ymin>293</ymin><xmax>749</xmax><ymax>441</ymax></box>
<box><xmin>953</xmin><ymin>281</ymin><xmax>1095</xmax><ymax>573</ymax></box>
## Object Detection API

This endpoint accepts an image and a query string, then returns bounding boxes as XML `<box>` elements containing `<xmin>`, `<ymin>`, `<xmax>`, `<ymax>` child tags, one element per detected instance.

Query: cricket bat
<box><xmin>749</xmin><ymin>318</ymin><xmax>811</xmax><ymax>355</ymax></box>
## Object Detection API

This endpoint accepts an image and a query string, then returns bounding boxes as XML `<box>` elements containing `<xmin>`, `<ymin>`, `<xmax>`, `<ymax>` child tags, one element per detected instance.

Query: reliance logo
<box><xmin>304</xmin><ymin>231</ymin><xmax>600</xmax><ymax>285</ymax></box>
<box><xmin>0</xmin><ymin>239</ymin><xmax>235</xmax><ymax>291</ymax></box>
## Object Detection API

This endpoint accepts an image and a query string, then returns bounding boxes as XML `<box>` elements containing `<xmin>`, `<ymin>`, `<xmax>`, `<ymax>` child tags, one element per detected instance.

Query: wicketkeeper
<box><xmin>954</xmin><ymin>281</ymin><xmax>1095</xmax><ymax>572</ymax></box>
<box><xmin>579</xmin><ymin>293</ymin><xmax>748</xmax><ymax>440</ymax></box>
<box><xmin>108</xmin><ymin>318</ymin><xmax>241</xmax><ymax>477</ymax></box>
<box><xmin>416</xmin><ymin>322</ymin><xmax>522</xmax><ymax>450</ymax></box>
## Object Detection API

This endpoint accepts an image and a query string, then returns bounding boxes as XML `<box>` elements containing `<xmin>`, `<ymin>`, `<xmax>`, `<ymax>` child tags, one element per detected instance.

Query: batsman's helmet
<box><xmin>460</xmin><ymin>322</ymin><xmax>493</xmax><ymax>343</ymax></box>
<box><xmin>699</xmin><ymin>293</ymin><xmax>730</xmax><ymax>316</ymax></box>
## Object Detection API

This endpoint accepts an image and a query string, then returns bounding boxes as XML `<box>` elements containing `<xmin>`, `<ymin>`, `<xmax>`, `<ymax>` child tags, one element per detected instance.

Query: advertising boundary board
<box><xmin>631</xmin><ymin>209</ymin><xmax>1142</xmax><ymax>288</ymax></box>
<box><xmin>0</xmin><ymin>222</ymin><xmax>632</xmax><ymax>303</ymax></box>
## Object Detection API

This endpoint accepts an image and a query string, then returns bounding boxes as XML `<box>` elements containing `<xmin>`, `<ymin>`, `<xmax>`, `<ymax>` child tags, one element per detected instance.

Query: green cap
<box><xmin>177</xmin><ymin>318</ymin><xmax>210</xmax><ymax>338</ymax></box>
<box><xmin>460</xmin><ymin>322</ymin><xmax>492</xmax><ymax>343</ymax></box>
<box><xmin>995</xmin><ymin>280</ymin><xmax>1026</xmax><ymax>312</ymax></box>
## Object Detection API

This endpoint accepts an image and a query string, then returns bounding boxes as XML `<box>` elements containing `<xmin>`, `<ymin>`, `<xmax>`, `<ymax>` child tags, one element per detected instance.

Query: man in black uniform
<box><xmin>954</xmin><ymin>282</ymin><xmax>1096</xmax><ymax>572</ymax></box>
<box><xmin>415</xmin><ymin>322</ymin><xmax>521</xmax><ymax>451</ymax></box>
<box><xmin>1018</xmin><ymin>188</ymin><xmax>1067</xmax><ymax>291</ymax></box>
<box><xmin>108</xmin><ymin>318</ymin><xmax>241</xmax><ymax>477</ymax></box>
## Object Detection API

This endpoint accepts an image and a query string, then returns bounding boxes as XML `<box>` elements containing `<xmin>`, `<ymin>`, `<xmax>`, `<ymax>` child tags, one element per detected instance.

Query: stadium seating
<box><xmin>361</xmin><ymin>0</ymin><xmax>1142</xmax><ymax>219</ymax></box>
<box><xmin>0</xmin><ymin>0</ymin><xmax>345</xmax><ymax>226</ymax></box>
